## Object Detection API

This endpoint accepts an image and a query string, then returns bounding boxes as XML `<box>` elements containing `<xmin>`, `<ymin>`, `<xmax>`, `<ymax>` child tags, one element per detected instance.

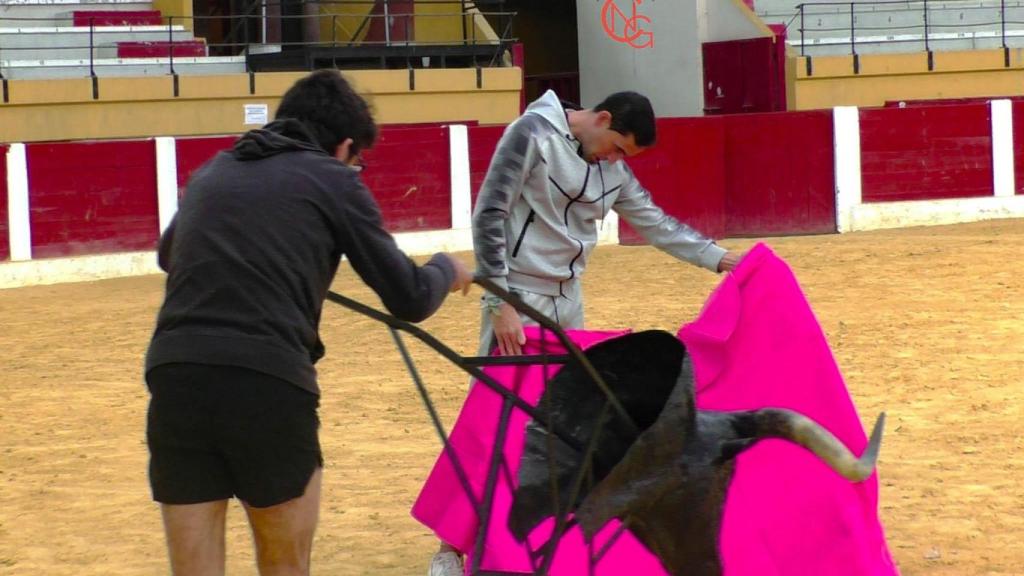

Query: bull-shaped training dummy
<box><xmin>508</xmin><ymin>329</ymin><xmax>885</xmax><ymax>576</ymax></box>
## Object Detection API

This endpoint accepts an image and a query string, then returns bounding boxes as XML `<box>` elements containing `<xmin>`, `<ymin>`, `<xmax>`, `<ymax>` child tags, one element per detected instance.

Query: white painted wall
<box><xmin>990</xmin><ymin>99</ymin><xmax>1015</xmax><ymax>198</ymax></box>
<box><xmin>701</xmin><ymin>0</ymin><xmax>772</xmax><ymax>42</ymax></box>
<box><xmin>6</xmin><ymin>144</ymin><xmax>32</xmax><ymax>262</ymax></box>
<box><xmin>577</xmin><ymin>0</ymin><xmax>704</xmax><ymax>116</ymax></box>
<box><xmin>577</xmin><ymin>0</ymin><xmax>771</xmax><ymax>117</ymax></box>
<box><xmin>155</xmin><ymin>137</ymin><xmax>179</xmax><ymax>234</ymax></box>
<box><xmin>833</xmin><ymin>106</ymin><xmax>862</xmax><ymax>233</ymax></box>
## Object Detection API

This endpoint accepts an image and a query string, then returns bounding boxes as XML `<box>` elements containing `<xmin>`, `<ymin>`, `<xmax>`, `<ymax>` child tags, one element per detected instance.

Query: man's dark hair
<box><xmin>275</xmin><ymin>69</ymin><xmax>378</xmax><ymax>155</ymax></box>
<box><xmin>593</xmin><ymin>91</ymin><xmax>656</xmax><ymax>147</ymax></box>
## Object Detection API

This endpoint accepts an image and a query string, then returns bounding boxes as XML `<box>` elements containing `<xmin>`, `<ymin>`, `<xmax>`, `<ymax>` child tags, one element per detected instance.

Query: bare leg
<box><xmin>243</xmin><ymin>467</ymin><xmax>322</xmax><ymax>576</ymax></box>
<box><xmin>161</xmin><ymin>500</ymin><xmax>229</xmax><ymax>576</ymax></box>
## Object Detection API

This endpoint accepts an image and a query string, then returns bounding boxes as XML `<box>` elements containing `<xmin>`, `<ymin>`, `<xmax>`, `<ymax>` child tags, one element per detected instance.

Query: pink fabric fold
<box><xmin>680</xmin><ymin>243</ymin><xmax>898</xmax><ymax>575</ymax></box>
<box><xmin>411</xmin><ymin>243</ymin><xmax>898</xmax><ymax>575</ymax></box>
<box><xmin>411</xmin><ymin>328</ymin><xmax>666</xmax><ymax>574</ymax></box>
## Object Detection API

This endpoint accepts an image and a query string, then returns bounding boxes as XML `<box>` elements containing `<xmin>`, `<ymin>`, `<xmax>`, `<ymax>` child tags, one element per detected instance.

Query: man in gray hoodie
<box><xmin>426</xmin><ymin>91</ymin><xmax>740</xmax><ymax>575</ymax></box>
<box><xmin>474</xmin><ymin>89</ymin><xmax>740</xmax><ymax>357</ymax></box>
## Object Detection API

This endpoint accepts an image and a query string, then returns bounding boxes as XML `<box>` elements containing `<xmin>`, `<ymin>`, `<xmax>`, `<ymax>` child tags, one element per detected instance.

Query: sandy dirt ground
<box><xmin>0</xmin><ymin>218</ymin><xmax>1021</xmax><ymax>575</ymax></box>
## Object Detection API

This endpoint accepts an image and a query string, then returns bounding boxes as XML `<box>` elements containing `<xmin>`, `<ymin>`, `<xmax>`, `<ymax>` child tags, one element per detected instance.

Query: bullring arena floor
<box><xmin>0</xmin><ymin>218</ymin><xmax>1021</xmax><ymax>575</ymax></box>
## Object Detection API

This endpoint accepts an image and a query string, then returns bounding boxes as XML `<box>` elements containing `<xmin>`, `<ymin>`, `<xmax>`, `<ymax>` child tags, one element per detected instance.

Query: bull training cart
<box><xmin>326</xmin><ymin>277</ymin><xmax>643</xmax><ymax>576</ymax></box>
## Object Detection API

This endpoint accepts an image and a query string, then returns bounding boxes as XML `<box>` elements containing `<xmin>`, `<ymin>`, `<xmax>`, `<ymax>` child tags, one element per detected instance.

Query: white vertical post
<box><xmin>448</xmin><ymin>124</ymin><xmax>472</xmax><ymax>230</ymax></box>
<box><xmin>597</xmin><ymin>210</ymin><xmax>620</xmax><ymax>246</ymax></box>
<box><xmin>990</xmin><ymin>99</ymin><xmax>1015</xmax><ymax>198</ymax></box>
<box><xmin>833</xmin><ymin>106</ymin><xmax>863</xmax><ymax>233</ymax></box>
<box><xmin>7</xmin><ymin>143</ymin><xmax>32</xmax><ymax>261</ymax></box>
<box><xmin>155</xmin><ymin>137</ymin><xmax>179</xmax><ymax>234</ymax></box>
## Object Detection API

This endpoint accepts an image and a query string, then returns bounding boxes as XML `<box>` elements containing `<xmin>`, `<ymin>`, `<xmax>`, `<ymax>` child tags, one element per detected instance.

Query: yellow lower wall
<box><xmin>0</xmin><ymin>68</ymin><xmax>522</xmax><ymax>143</ymax></box>
<box><xmin>314</xmin><ymin>1</ymin><xmax>494</xmax><ymax>46</ymax></box>
<box><xmin>151</xmin><ymin>0</ymin><xmax>192</xmax><ymax>30</ymax></box>
<box><xmin>791</xmin><ymin>48</ymin><xmax>1024</xmax><ymax>110</ymax></box>
<box><xmin>414</xmin><ymin>1</ymin><xmax>464</xmax><ymax>44</ymax></box>
<box><xmin>318</xmin><ymin>3</ymin><xmax>372</xmax><ymax>45</ymax></box>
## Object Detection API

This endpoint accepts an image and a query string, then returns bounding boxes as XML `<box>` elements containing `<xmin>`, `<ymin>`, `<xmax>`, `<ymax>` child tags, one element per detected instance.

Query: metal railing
<box><xmin>0</xmin><ymin>0</ymin><xmax>517</xmax><ymax>82</ymax></box>
<box><xmin>324</xmin><ymin>276</ymin><xmax>639</xmax><ymax>576</ymax></box>
<box><xmin>791</xmin><ymin>0</ymin><xmax>1024</xmax><ymax>61</ymax></box>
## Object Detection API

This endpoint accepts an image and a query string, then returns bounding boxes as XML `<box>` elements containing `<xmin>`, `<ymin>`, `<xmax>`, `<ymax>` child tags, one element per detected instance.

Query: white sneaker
<box><xmin>427</xmin><ymin>550</ymin><xmax>464</xmax><ymax>576</ymax></box>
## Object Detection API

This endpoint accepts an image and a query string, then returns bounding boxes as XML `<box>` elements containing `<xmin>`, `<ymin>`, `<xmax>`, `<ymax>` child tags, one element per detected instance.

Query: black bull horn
<box><xmin>508</xmin><ymin>330</ymin><xmax>885</xmax><ymax>576</ymax></box>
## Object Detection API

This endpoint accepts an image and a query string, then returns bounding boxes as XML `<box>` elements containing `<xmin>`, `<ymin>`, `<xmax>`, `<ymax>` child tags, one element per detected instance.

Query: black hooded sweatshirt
<box><xmin>145</xmin><ymin>119</ymin><xmax>455</xmax><ymax>394</ymax></box>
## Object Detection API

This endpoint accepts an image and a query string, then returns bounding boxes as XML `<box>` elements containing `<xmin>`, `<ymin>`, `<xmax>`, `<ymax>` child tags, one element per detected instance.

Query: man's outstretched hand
<box><xmin>446</xmin><ymin>256</ymin><xmax>474</xmax><ymax>295</ymax></box>
<box><xmin>717</xmin><ymin>251</ymin><xmax>743</xmax><ymax>273</ymax></box>
<box><xmin>492</xmin><ymin>303</ymin><xmax>526</xmax><ymax>355</ymax></box>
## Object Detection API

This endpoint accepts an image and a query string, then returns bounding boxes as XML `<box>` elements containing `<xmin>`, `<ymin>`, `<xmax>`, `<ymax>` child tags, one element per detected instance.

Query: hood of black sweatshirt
<box><xmin>232</xmin><ymin>118</ymin><xmax>328</xmax><ymax>161</ymax></box>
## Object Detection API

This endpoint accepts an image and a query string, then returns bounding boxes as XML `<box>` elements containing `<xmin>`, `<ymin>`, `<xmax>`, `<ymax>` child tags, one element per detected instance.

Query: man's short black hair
<box><xmin>594</xmin><ymin>91</ymin><xmax>656</xmax><ymax>147</ymax></box>
<box><xmin>275</xmin><ymin>69</ymin><xmax>378</xmax><ymax>155</ymax></box>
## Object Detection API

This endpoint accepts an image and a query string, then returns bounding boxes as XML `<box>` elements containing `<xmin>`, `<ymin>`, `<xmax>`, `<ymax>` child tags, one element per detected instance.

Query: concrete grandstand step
<box><xmin>0</xmin><ymin>25</ymin><xmax>192</xmax><ymax>60</ymax></box>
<box><xmin>755</xmin><ymin>0</ymin><xmax>1024</xmax><ymax>19</ymax></box>
<box><xmin>116</xmin><ymin>39</ymin><xmax>204</xmax><ymax>57</ymax></box>
<box><xmin>788</xmin><ymin>27</ymin><xmax>1024</xmax><ymax>56</ymax></box>
<box><xmin>70</xmin><ymin>9</ymin><xmax>161</xmax><ymax>26</ymax></box>
<box><xmin>0</xmin><ymin>54</ymin><xmax>246</xmax><ymax>78</ymax></box>
<box><xmin>759</xmin><ymin>0</ymin><xmax>1024</xmax><ymax>50</ymax></box>
<box><xmin>0</xmin><ymin>0</ymin><xmax>153</xmax><ymax>27</ymax></box>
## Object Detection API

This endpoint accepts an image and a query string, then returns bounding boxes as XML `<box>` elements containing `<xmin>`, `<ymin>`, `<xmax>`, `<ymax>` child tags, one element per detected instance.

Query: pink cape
<box><xmin>411</xmin><ymin>243</ymin><xmax>898</xmax><ymax>575</ymax></box>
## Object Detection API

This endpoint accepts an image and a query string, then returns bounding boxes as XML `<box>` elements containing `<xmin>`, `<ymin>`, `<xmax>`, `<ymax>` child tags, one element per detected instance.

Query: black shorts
<box><xmin>146</xmin><ymin>363</ymin><xmax>322</xmax><ymax>508</ymax></box>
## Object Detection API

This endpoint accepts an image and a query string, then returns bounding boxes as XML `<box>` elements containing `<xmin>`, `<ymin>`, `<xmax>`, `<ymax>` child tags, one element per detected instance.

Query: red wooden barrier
<box><xmin>117</xmin><ymin>40</ymin><xmax>206</xmax><ymax>58</ymax></box>
<box><xmin>525</xmin><ymin>72</ymin><xmax>581</xmax><ymax>109</ymax></box>
<box><xmin>1014</xmin><ymin>101</ymin><xmax>1024</xmax><ymax>195</ymax></box>
<box><xmin>468</xmin><ymin>124</ymin><xmax>505</xmax><ymax>209</ymax></box>
<box><xmin>702</xmin><ymin>36</ymin><xmax>786</xmax><ymax>115</ymax></box>
<box><xmin>364</xmin><ymin>0</ymin><xmax>414</xmax><ymax>44</ymax></box>
<box><xmin>622</xmin><ymin>111</ymin><xmax>835</xmax><ymax>244</ymax></box>
<box><xmin>512</xmin><ymin>43</ymin><xmax>526</xmax><ymax>113</ymax></box>
<box><xmin>860</xmin><ymin>104</ymin><xmax>992</xmax><ymax>202</ymax></box>
<box><xmin>174</xmin><ymin>127</ymin><xmax>453</xmax><ymax>233</ymax></box>
<box><xmin>360</xmin><ymin>126</ymin><xmax>451</xmax><ymax>232</ymax></box>
<box><xmin>885</xmin><ymin>96</ymin><xmax>1024</xmax><ymax>107</ymax></box>
<box><xmin>9</xmin><ymin>103</ymin><xmax>1007</xmax><ymax>266</ymax></box>
<box><xmin>72</xmin><ymin>10</ymin><xmax>163</xmax><ymax>26</ymax></box>
<box><xmin>722</xmin><ymin>110</ymin><xmax>835</xmax><ymax>236</ymax></box>
<box><xmin>26</xmin><ymin>140</ymin><xmax>159</xmax><ymax>258</ymax></box>
<box><xmin>176</xmin><ymin>136</ymin><xmax>237</xmax><ymax>198</ymax></box>
<box><xmin>621</xmin><ymin>117</ymin><xmax>728</xmax><ymax>244</ymax></box>
<box><xmin>386</xmin><ymin>121</ymin><xmax>478</xmax><ymax>130</ymax></box>
<box><xmin>0</xmin><ymin>144</ymin><xmax>9</xmax><ymax>261</ymax></box>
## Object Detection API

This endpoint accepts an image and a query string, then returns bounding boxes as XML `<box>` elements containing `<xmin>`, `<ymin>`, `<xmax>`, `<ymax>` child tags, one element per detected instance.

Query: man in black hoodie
<box><xmin>145</xmin><ymin>69</ymin><xmax>472</xmax><ymax>576</ymax></box>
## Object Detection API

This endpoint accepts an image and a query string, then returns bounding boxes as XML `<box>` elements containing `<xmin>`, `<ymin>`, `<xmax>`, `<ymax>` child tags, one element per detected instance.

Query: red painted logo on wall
<box><xmin>601</xmin><ymin>0</ymin><xmax>654</xmax><ymax>49</ymax></box>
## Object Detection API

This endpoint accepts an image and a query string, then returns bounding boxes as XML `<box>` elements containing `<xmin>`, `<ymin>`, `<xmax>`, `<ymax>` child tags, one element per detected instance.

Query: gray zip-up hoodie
<box><xmin>473</xmin><ymin>90</ymin><xmax>726</xmax><ymax>299</ymax></box>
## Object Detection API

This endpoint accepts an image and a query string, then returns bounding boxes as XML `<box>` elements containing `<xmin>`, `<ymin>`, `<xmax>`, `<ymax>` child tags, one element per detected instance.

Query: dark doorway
<box><xmin>482</xmin><ymin>1</ymin><xmax>580</xmax><ymax>105</ymax></box>
<box><xmin>192</xmin><ymin>0</ymin><xmax>264</xmax><ymax>56</ymax></box>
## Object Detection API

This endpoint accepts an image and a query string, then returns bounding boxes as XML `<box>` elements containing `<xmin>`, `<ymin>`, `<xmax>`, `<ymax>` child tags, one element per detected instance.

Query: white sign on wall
<box><xmin>244</xmin><ymin>104</ymin><xmax>269</xmax><ymax>125</ymax></box>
